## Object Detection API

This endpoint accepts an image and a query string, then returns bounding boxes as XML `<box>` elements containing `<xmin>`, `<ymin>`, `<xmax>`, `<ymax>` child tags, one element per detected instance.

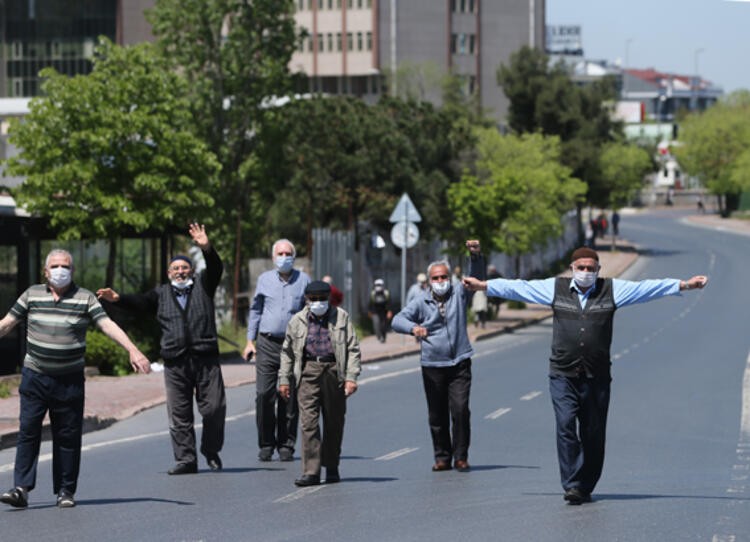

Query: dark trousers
<box><xmin>14</xmin><ymin>367</ymin><xmax>85</xmax><ymax>494</ymax></box>
<box><xmin>255</xmin><ymin>335</ymin><xmax>298</xmax><ymax>452</ymax></box>
<box><xmin>371</xmin><ymin>311</ymin><xmax>387</xmax><ymax>342</ymax></box>
<box><xmin>549</xmin><ymin>374</ymin><xmax>611</xmax><ymax>493</ymax></box>
<box><xmin>421</xmin><ymin>359</ymin><xmax>472</xmax><ymax>462</ymax></box>
<box><xmin>298</xmin><ymin>361</ymin><xmax>346</xmax><ymax>476</ymax></box>
<box><xmin>164</xmin><ymin>356</ymin><xmax>226</xmax><ymax>465</ymax></box>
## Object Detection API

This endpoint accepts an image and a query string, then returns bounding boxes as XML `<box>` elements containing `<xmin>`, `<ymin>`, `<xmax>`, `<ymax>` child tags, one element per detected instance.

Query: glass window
<box><xmin>337</xmin><ymin>32</ymin><xmax>342</xmax><ymax>51</ymax></box>
<box><xmin>468</xmin><ymin>0</ymin><xmax>475</xmax><ymax>13</ymax></box>
<box><xmin>469</xmin><ymin>34</ymin><xmax>476</xmax><ymax>55</ymax></box>
<box><xmin>459</xmin><ymin>34</ymin><xmax>467</xmax><ymax>55</ymax></box>
<box><xmin>308</xmin><ymin>37</ymin><xmax>314</xmax><ymax>52</ymax></box>
<box><xmin>357</xmin><ymin>32</ymin><xmax>363</xmax><ymax>51</ymax></box>
<box><xmin>317</xmin><ymin>33</ymin><xmax>324</xmax><ymax>51</ymax></box>
<box><xmin>450</xmin><ymin>34</ymin><xmax>457</xmax><ymax>54</ymax></box>
<box><xmin>357</xmin><ymin>0</ymin><xmax>363</xmax><ymax>8</ymax></box>
<box><xmin>347</xmin><ymin>0</ymin><xmax>353</xmax><ymax>8</ymax></box>
<box><xmin>366</xmin><ymin>31</ymin><xmax>373</xmax><ymax>51</ymax></box>
<box><xmin>328</xmin><ymin>0</ymin><xmax>333</xmax><ymax>9</ymax></box>
<box><xmin>347</xmin><ymin>32</ymin><xmax>353</xmax><ymax>51</ymax></box>
<box><xmin>298</xmin><ymin>0</ymin><xmax>305</xmax><ymax>10</ymax></box>
<box><xmin>327</xmin><ymin>33</ymin><xmax>334</xmax><ymax>52</ymax></box>
<box><xmin>460</xmin><ymin>0</ymin><xmax>466</xmax><ymax>12</ymax></box>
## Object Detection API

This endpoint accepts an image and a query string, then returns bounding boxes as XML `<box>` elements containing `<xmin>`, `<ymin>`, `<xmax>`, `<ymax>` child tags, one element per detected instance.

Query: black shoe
<box><xmin>564</xmin><ymin>487</ymin><xmax>592</xmax><ymax>505</ymax></box>
<box><xmin>205</xmin><ymin>453</ymin><xmax>222</xmax><ymax>471</ymax></box>
<box><xmin>56</xmin><ymin>489</ymin><xmax>75</xmax><ymax>508</ymax></box>
<box><xmin>278</xmin><ymin>448</ymin><xmax>294</xmax><ymax>462</ymax></box>
<box><xmin>1</xmin><ymin>487</ymin><xmax>28</xmax><ymax>508</ymax></box>
<box><xmin>294</xmin><ymin>474</ymin><xmax>320</xmax><ymax>487</ymax></box>
<box><xmin>326</xmin><ymin>467</ymin><xmax>340</xmax><ymax>483</ymax></box>
<box><xmin>168</xmin><ymin>462</ymin><xmax>198</xmax><ymax>475</ymax></box>
<box><xmin>258</xmin><ymin>448</ymin><xmax>273</xmax><ymax>462</ymax></box>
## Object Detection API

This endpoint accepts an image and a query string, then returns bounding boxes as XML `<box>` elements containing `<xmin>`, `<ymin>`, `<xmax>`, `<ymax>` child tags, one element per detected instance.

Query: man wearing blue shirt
<box><xmin>463</xmin><ymin>244</ymin><xmax>708</xmax><ymax>505</ymax></box>
<box><xmin>243</xmin><ymin>239</ymin><xmax>310</xmax><ymax>462</ymax></box>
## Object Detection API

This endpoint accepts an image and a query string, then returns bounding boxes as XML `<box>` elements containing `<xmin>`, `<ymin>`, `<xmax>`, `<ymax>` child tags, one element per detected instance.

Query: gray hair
<box><xmin>427</xmin><ymin>259</ymin><xmax>451</xmax><ymax>277</ymax></box>
<box><xmin>45</xmin><ymin>249</ymin><xmax>74</xmax><ymax>269</ymax></box>
<box><xmin>271</xmin><ymin>238</ymin><xmax>296</xmax><ymax>258</ymax></box>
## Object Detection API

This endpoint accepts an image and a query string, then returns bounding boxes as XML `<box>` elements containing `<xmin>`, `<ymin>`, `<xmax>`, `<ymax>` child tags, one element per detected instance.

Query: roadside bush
<box><xmin>85</xmin><ymin>329</ymin><xmax>132</xmax><ymax>376</ymax></box>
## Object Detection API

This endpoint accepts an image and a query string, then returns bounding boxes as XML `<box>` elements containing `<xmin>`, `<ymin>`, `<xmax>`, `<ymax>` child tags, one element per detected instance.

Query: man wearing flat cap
<box><xmin>278</xmin><ymin>280</ymin><xmax>361</xmax><ymax>487</ymax></box>
<box><xmin>97</xmin><ymin>223</ymin><xmax>226</xmax><ymax>475</ymax></box>
<box><xmin>463</xmin><ymin>243</ymin><xmax>708</xmax><ymax>505</ymax></box>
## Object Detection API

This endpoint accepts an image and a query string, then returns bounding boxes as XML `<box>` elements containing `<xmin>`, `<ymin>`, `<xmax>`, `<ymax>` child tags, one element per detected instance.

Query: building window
<box><xmin>357</xmin><ymin>32</ymin><xmax>363</xmax><ymax>51</ymax></box>
<box><xmin>468</xmin><ymin>0</ymin><xmax>475</xmax><ymax>13</ymax></box>
<box><xmin>328</xmin><ymin>0</ymin><xmax>333</xmax><ymax>9</ymax></box>
<box><xmin>298</xmin><ymin>0</ymin><xmax>305</xmax><ymax>10</ymax></box>
<box><xmin>357</xmin><ymin>0</ymin><xmax>363</xmax><ymax>7</ymax></box>
<box><xmin>450</xmin><ymin>34</ymin><xmax>457</xmax><ymax>54</ymax></box>
<box><xmin>337</xmin><ymin>0</ymin><xmax>342</xmax><ymax>7</ymax></box>
<box><xmin>336</xmin><ymin>32</ymin><xmax>342</xmax><ymax>51</ymax></box>
<box><xmin>327</xmin><ymin>33</ymin><xmax>334</xmax><ymax>52</ymax></box>
<box><xmin>308</xmin><ymin>0</ymin><xmax>313</xmax><ymax>8</ymax></box>
<box><xmin>318</xmin><ymin>0</ymin><xmax>324</xmax><ymax>8</ymax></box>
<box><xmin>366</xmin><ymin>31</ymin><xmax>373</xmax><ymax>51</ymax></box>
<box><xmin>347</xmin><ymin>32</ymin><xmax>353</xmax><ymax>51</ymax></box>
<box><xmin>459</xmin><ymin>34</ymin><xmax>467</xmax><ymax>54</ymax></box>
<box><xmin>367</xmin><ymin>0</ymin><xmax>372</xmax><ymax>6</ymax></box>
<box><xmin>308</xmin><ymin>37</ymin><xmax>314</xmax><ymax>52</ymax></box>
<box><xmin>469</xmin><ymin>34</ymin><xmax>476</xmax><ymax>55</ymax></box>
<box><xmin>317</xmin><ymin>33</ymin><xmax>324</xmax><ymax>51</ymax></box>
<box><xmin>347</xmin><ymin>0</ymin><xmax>353</xmax><ymax>8</ymax></box>
<box><xmin>460</xmin><ymin>0</ymin><xmax>466</xmax><ymax>12</ymax></box>
<box><xmin>451</xmin><ymin>0</ymin><xmax>456</xmax><ymax>11</ymax></box>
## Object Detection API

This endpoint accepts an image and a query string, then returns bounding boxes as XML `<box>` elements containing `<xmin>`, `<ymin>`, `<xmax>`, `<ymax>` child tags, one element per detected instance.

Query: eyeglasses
<box><xmin>430</xmin><ymin>275</ymin><xmax>449</xmax><ymax>281</ymax></box>
<box><xmin>573</xmin><ymin>265</ymin><xmax>598</xmax><ymax>272</ymax></box>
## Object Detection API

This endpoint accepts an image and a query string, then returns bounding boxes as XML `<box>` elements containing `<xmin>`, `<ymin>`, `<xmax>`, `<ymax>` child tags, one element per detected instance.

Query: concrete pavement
<box><xmin>0</xmin><ymin>233</ymin><xmax>650</xmax><ymax>450</ymax></box>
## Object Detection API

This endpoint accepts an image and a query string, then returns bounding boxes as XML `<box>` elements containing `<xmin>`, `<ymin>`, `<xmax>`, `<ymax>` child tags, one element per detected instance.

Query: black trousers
<box><xmin>255</xmin><ymin>335</ymin><xmax>298</xmax><ymax>452</ymax></box>
<box><xmin>421</xmin><ymin>359</ymin><xmax>472</xmax><ymax>463</ymax></box>
<box><xmin>164</xmin><ymin>356</ymin><xmax>226</xmax><ymax>466</ymax></box>
<box><xmin>14</xmin><ymin>367</ymin><xmax>84</xmax><ymax>494</ymax></box>
<box><xmin>549</xmin><ymin>374</ymin><xmax>611</xmax><ymax>493</ymax></box>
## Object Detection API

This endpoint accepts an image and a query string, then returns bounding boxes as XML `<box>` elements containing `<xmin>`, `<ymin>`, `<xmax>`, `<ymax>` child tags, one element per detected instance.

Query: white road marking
<box><xmin>374</xmin><ymin>447</ymin><xmax>419</xmax><ymax>461</ymax></box>
<box><xmin>357</xmin><ymin>367</ymin><xmax>421</xmax><ymax>386</ymax></box>
<box><xmin>484</xmin><ymin>407</ymin><xmax>511</xmax><ymax>420</ymax></box>
<box><xmin>520</xmin><ymin>391</ymin><xmax>542</xmax><ymax>401</ymax></box>
<box><xmin>274</xmin><ymin>485</ymin><xmax>326</xmax><ymax>503</ymax></box>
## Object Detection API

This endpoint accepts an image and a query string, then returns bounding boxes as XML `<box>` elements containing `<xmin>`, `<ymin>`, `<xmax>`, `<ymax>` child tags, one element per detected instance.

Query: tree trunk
<box><xmin>232</xmin><ymin>212</ymin><xmax>242</xmax><ymax>324</ymax></box>
<box><xmin>106</xmin><ymin>237</ymin><xmax>118</xmax><ymax>287</ymax></box>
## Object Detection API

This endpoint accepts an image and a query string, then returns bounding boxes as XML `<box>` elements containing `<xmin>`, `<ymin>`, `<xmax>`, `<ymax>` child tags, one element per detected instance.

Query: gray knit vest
<box><xmin>156</xmin><ymin>276</ymin><xmax>219</xmax><ymax>361</ymax></box>
<box><xmin>550</xmin><ymin>277</ymin><xmax>616</xmax><ymax>379</ymax></box>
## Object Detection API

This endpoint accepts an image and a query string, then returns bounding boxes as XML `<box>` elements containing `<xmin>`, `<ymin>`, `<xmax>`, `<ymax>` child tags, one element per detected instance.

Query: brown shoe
<box><xmin>432</xmin><ymin>461</ymin><xmax>452</xmax><ymax>472</ymax></box>
<box><xmin>454</xmin><ymin>459</ymin><xmax>470</xmax><ymax>472</ymax></box>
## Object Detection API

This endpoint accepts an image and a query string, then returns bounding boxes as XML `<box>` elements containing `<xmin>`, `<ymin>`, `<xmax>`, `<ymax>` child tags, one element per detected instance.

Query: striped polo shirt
<box><xmin>10</xmin><ymin>283</ymin><xmax>107</xmax><ymax>375</ymax></box>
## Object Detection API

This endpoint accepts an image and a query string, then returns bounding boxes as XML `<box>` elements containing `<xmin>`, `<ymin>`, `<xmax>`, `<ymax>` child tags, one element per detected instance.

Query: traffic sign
<box><xmin>389</xmin><ymin>193</ymin><xmax>422</xmax><ymax>223</ymax></box>
<box><xmin>390</xmin><ymin>221</ymin><xmax>419</xmax><ymax>249</ymax></box>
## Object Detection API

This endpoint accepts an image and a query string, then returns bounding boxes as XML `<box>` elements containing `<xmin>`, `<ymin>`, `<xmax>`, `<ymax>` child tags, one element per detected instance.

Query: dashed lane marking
<box><xmin>520</xmin><ymin>391</ymin><xmax>542</xmax><ymax>401</ymax></box>
<box><xmin>484</xmin><ymin>407</ymin><xmax>512</xmax><ymax>420</ymax></box>
<box><xmin>375</xmin><ymin>447</ymin><xmax>419</xmax><ymax>461</ymax></box>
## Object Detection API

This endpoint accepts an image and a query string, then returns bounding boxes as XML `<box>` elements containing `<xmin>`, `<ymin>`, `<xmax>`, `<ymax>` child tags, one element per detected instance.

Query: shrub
<box><xmin>85</xmin><ymin>329</ymin><xmax>132</xmax><ymax>376</ymax></box>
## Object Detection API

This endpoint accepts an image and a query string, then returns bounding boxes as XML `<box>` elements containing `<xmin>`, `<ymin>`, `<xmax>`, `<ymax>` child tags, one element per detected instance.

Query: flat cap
<box><xmin>305</xmin><ymin>280</ymin><xmax>331</xmax><ymax>296</ymax></box>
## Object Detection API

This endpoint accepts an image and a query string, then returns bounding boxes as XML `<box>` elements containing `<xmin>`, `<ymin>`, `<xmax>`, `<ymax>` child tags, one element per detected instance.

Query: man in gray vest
<box><xmin>97</xmin><ymin>223</ymin><xmax>226</xmax><ymax>475</ymax></box>
<box><xmin>463</xmin><ymin>244</ymin><xmax>708</xmax><ymax>505</ymax></box>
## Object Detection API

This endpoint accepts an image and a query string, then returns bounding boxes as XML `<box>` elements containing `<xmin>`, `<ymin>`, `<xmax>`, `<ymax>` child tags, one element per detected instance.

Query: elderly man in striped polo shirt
<box><xmin>0</xmin><ymin>249</ymin><xmax>151</xmax><ymax>510</ymax></box>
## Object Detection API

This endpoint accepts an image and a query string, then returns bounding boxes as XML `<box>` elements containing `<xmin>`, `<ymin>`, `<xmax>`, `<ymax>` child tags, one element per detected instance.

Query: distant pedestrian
<box><xmin>391</xmin><ymin>241</ymin><xmax>485</xmax><ymax>472</ymax></box>
<box><xmin>696</xmin><ymin>196</ymin><xmax>705</xmax><ymax>214</ymax></box>
<box><xmin>584</xmin><ymin>223</ymin><xmax>594</xmax><ymax>248</ymax></box>
<box><xmin>406</xmin><ymin>272</ymin><xmax>428</xmax><ymax>306</ymax></box>
<box><xmin>278</xmin><ymin>280</ymin><xmax>361</xmax><ymax>487</ymax></box>
<box><xmin>98</xmin><ymin>223</ymin><xmax>226</xmax><ymax>475</ymax></box>
<box><xmin>368</xmin><ymin>279</ymin><xmax>392</xmax><ymax>343</ymax></box>
<box><xmin>463</xmin><ymin>245</ymin><xmax>708</xmax><ymax>505</ymax></box>
<box><xmin>486</xmin><ymin>264</ymin><xmax>504</xmax><ymax>317</ymax></box>
<box><xmin>472</xmin><ymin>289</ymin><xmax>488</xmax><ymax>328</ymax></box>
<box><xmin>243</xmin><ymin>239</ymin><xmax>310</xmax><ymax>462</ymax></box>
<box><xmin>322</xmin><ymin>275</ymin><xmax>344</xmax><ymax>307</ymax></box>
<box><xmin>0</xmin><ymin>249</ymin><xmax>150</xmax><ymax>509</ymax></box>
<box><xmin>611</xmin><ymin>211</ymin><xmax>620</xmax><ymax>236</ymax></box>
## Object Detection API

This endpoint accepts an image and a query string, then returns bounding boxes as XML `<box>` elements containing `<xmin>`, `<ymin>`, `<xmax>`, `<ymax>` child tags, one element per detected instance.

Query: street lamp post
<box><xmin>693</xmin><ymin>48</ymin><xmax>705</xmax><ymax>111</ymax></box>
<box><xmin>624</xmin><ymin>38</ymin><xmax>633</xmax><ymax>98</ymax></box>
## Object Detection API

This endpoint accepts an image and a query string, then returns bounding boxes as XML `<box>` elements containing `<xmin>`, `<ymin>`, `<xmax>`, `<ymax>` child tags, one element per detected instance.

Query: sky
<box><xmin>546</xmin><ymin>0</ymin><xmax>750</xmax><ymax>93</ymax></box>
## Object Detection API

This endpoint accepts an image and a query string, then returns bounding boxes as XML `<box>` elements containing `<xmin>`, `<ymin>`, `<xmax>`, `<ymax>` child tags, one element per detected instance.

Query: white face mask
<box><xmin>171</xmin><ymin>278</ymin><xmax>194</xmax><ymax>290</ymax></box>
<box><xmin>572</xmin><ymin>270</ymin><xmax>598</xmax><ymax>289</ymax></box>
<box><xmin>309</xmin><ymin>300</ymin><xmax>329</xmax><ymax>316</ymax></box>
<box><xmin>48</xmin><ymin>267</ymin><xmax>72</xmax><ymax>289</ymax></box>
<box><xmin>275</xmin><ymin>256</ymin><xmax>294</xmax><ymax>273</ymax></box>
<box><xmin>431</xmin><ymin>281</ymin><xmax>451</xmax><ymax>296</ymax></box>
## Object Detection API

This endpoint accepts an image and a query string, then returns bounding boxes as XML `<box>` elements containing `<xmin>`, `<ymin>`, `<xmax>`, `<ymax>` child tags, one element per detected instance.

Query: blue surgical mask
<box><xmin>309</xmin><ymin>301</ymin><xmax>329</xmax><ymax>316</ymax></box>
<box><xmin>431</xmin><ymin>281</ymin><xmax>451</xmax><ymax>296</ymax></box>
<box><xmin>275</xmin><ymin>256</ymin><xmax>294</xmax><ymax>273</ymax></box>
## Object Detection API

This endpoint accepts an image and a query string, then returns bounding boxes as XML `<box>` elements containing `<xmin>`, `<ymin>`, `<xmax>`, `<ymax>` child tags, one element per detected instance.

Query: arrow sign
<box><xmin>389</xmin><ymin>193</ymin><xmax>422</xmax><ymax>223</ymax></box>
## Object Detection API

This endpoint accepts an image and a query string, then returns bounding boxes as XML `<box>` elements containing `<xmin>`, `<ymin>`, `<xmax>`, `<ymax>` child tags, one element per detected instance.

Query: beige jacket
<box><xmin>279</xmin><ymin>306</ymin><xmax>361</xmax><ymax>387</ymax></box>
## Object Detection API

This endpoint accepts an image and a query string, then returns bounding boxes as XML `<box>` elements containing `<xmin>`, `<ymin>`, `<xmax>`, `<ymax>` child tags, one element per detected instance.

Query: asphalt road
<box><xmin>1</xmin><ymin>209</ymin><xmax>749</xmax><ymax>541</ymax></box>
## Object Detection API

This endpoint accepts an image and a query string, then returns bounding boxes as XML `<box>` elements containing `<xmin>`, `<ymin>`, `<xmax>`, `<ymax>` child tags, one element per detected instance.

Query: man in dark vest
<box><xmin>463</xmin><ymin>244</ymin><xmax>708</xmax><ymax>505</ymax></box>
<box><xmin>97</xmin><ymin>223</ymin><xmax>226</xmax><ymax>475</ymax></box>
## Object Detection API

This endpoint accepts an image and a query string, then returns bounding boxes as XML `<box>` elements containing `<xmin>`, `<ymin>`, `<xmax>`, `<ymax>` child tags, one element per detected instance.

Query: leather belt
<box><xmin>260</xmin><ymin>332</ymin><xmax>284</xmax><ymax>344</ymax></box>
<box><xmin>304</xmin><ymin>355</ymin><xmax>335</xmax><ymax>363</ymax></box>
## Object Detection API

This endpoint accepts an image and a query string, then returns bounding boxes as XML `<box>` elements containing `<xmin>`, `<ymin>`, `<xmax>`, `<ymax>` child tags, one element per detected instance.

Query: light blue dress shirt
<box><xmin>486</xmin><ymin>277</ymin><xmax>682</xmax><ymax>309</ymax></box>
<box><xmin>247</xmin><ymin>269</ymin><xmax>311</xmax><ymax>340</ymax></box>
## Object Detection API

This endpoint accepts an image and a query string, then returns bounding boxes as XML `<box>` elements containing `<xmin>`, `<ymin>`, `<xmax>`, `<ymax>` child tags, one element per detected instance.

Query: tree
<box><xmin>599</xmin><ymin>142</ymin><xmax>653</xmax><ymax>208</ymax></box>
<box><xmin>676</xmin><ymin>91</ymin><xmax>750</xmax><ymax>216</ymax></box>
<box><xmin>447</xmin><ymin>129</ymin><xmax>586</xmax><ymax>276</ymax></box>
<box><xmin>148</xmin><ymin>0</ymin><xmax>299</xmax><ymax>320</ymax></box>
<box><xmin>4</xmin><ymin>38</ymin><xmax>219</xmax><ymax>285</ymax></box>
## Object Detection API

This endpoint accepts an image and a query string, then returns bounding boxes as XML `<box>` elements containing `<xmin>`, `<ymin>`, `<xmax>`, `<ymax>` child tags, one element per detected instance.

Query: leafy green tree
<box><xmin>599</xmin><ymin>142</ymin><xmax>653</xmax><ymax>208</ymax></box>
<box><xmin>148</xmin><ymin>0</ymin><xmax>299</xmax><ymax>319</ymax></box>
<box><xmin>676</xmin><ymin>91</ymin><xmax>750</xmax><ymax>215</ymax></box>
<box><xmin>447</xmin><ymin>129</ymin><xmax>586</xmax><ymax>276</ymax></box>
<box><xmin>4</xmin><ymin>38</ymin><xmax>219</xmax><ymax>285</ymax></box>
<box><xmin>497</xmin><ymin>46</ymin><xmax>622</xmax><ymax>213</ymax></box>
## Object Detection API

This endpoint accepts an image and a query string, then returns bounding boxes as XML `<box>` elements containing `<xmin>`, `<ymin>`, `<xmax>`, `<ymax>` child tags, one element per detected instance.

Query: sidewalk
<box><xmin>0</xmin><ymin>241</ymin><xmax>640</xmax><ymax>450</ymax></box>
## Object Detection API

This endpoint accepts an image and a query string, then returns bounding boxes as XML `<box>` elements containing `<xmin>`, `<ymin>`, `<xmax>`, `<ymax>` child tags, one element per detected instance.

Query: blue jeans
<box><xmin>14</xmin><ymin>367</ymin><xmax>85</xmax><ymax>494</ymax></box>
<box><xmin>549</xmin><ymin>374</ymin><xmax>610</xmax><ymax>493</ymax></box>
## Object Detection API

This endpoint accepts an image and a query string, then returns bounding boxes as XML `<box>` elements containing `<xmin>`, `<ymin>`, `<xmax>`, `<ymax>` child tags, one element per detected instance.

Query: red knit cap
<box><xmin>570</xmin><ymin>247</ymin><xmax>599</xmax><ymax>262</ymax></box>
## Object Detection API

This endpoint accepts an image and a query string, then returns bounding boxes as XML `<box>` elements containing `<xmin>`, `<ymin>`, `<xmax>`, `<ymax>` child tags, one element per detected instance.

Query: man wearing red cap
<box><xmin>463</xmin><ymin>242</ymin><xmax>708</xmax><ymax>505</ymax></box>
